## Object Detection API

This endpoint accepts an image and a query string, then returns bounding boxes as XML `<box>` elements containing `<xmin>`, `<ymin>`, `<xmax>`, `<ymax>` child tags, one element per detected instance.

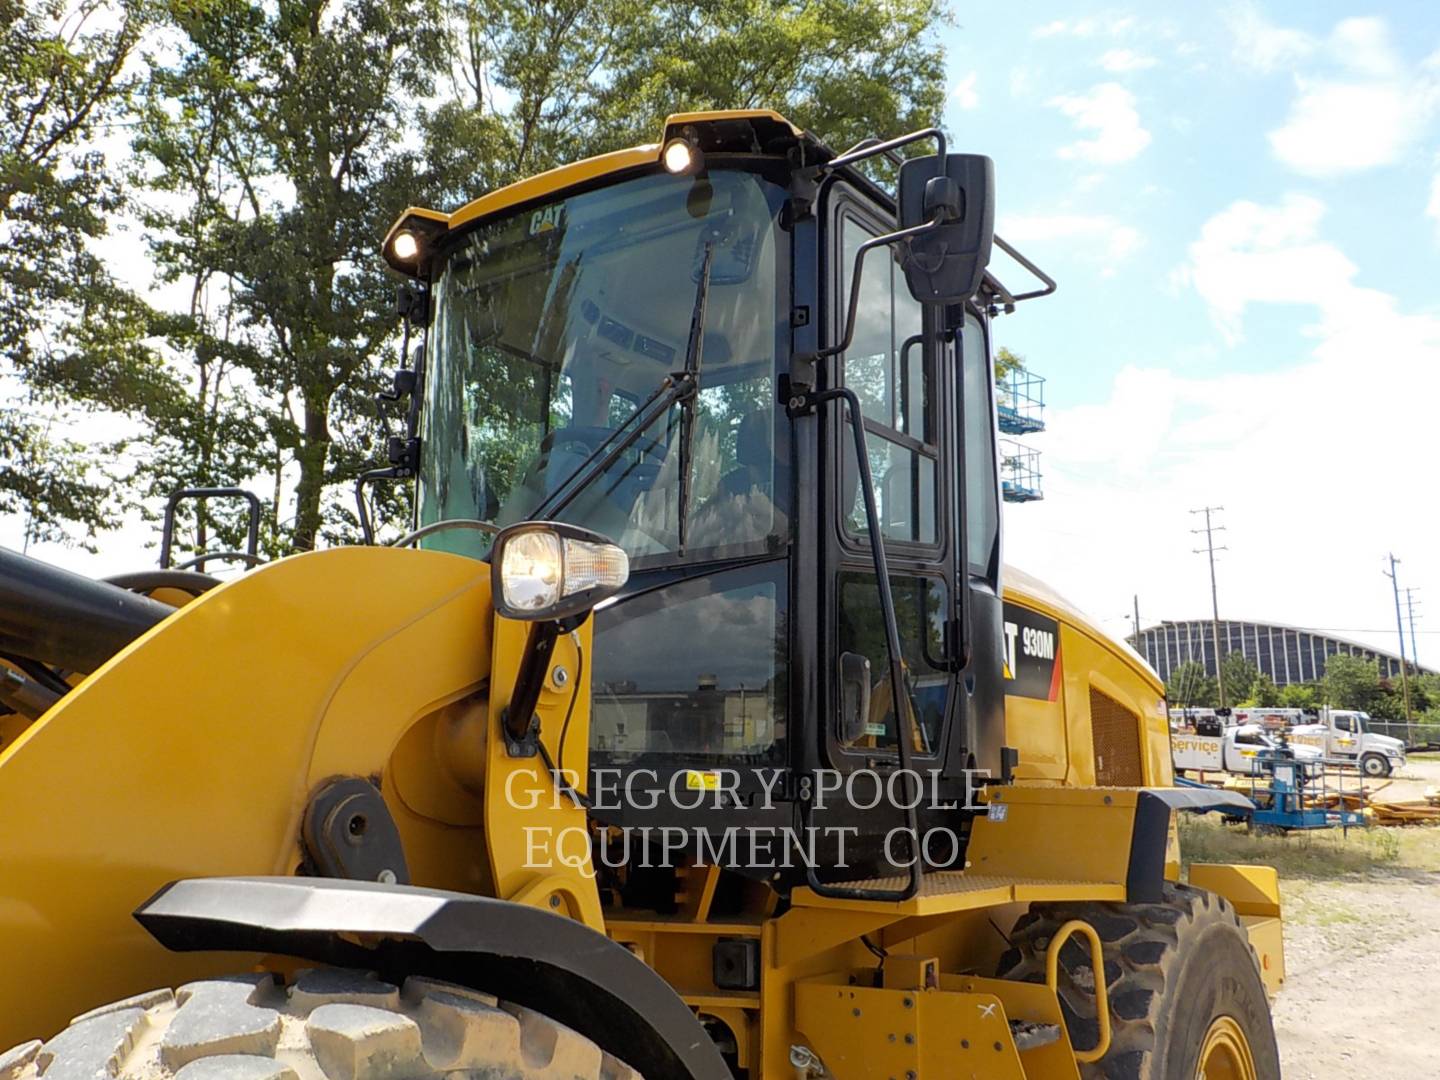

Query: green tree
<box><xmin>134</xmin><ymin>0</ymin><xmax>449</xmax><ymax>552</ymax></box>
<box><xmin>128</xmin><ymin>0</ymin><xmax>953</xmax><ymax>554</ymax></box>
<box><xmin>1220</xmin><ymin>651</ymin><xmax>1260</xmax><ymax>705</ymax></box>
<box><xmin>1251</xmin><ymin>672</ymin><xmax>1282</xmax><ymax>707</ymax></box>
<box><xmin>1323</xmin><ymin>653</ymin><xmax>1381</xmax><ymax>711</ymax></box>
<box><xmin>0</xmin><ymin>0</ymin><xmax>172</xmax><ymax>546</ymax></box>
<box><xmin>1165</xmin><ymin>660</ymin><xmax>1218</xmax><ymax>709</ymax></box>
<box><xmin>995</xmin><ymin>345</ymin><xmax>1024</xmax><ymax>384</ymax></box>
<box><xmin>1279</xmin><ymin>681</ymin><xmax>1318</xmax><ymax>710</ymax></box>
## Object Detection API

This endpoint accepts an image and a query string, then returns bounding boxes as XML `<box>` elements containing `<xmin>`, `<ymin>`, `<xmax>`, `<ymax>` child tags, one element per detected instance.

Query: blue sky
<box><xmin>935</xmin><ymin>2</ymin><xmax>1440</xmax><ymax>666</ymax></box>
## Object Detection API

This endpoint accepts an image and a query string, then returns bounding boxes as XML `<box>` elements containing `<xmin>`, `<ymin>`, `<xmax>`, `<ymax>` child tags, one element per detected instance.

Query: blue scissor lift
<box><xmin>1000</xmin><ymin>440</ymin><xmax>1043</xmax><ymax>503</ymax></box>
<box><xmin>997</xmin><ymin>368</ymin><xmax>1046</xmax><ymax>436</ymax></box>
<box><xmin>998</xmin><ymin>367</ymin><xmax>1045</xmax><ymax>503</ymax></box>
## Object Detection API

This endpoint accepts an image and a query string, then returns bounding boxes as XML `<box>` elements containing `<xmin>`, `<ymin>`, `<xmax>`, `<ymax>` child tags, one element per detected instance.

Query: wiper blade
<box><xmin>531</xmin><ymin>243</ymin><xmax>716</xmax><ymax>536</ymax></box>
<box><xmin>676</xmin><ymin>243</ymin><xmax>715</xmax><ymax>554</ymax></box>
<box><xmin>529</xmin><ymin>373</ymin><xmax>685</xmax><ymax>522</ymax></box>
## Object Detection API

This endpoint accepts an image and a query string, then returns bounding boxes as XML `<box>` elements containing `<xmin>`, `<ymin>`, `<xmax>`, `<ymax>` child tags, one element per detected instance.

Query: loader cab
<box><xmin>393</xmin><ymin>113</ymin><xmax>1038</xmax><ymax>891</ymax></box>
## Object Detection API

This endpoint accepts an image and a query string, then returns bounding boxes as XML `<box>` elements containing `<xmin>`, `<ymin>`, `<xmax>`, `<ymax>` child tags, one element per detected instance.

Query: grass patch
<box><xmin>1408</xmin><ymin>751</ymin><xmax>1440</xmax><ymax>762</ymax></box>
<box><xmin>1178</xmin><ymin>813</ymin><xmax>1440</xmax><ymax>881</ymax></box>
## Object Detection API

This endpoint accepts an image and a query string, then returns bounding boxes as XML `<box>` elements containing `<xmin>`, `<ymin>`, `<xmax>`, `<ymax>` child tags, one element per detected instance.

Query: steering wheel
<box><xmin>542</xmin><ymin>425</ymin><xmax>663</xmax><ymax>462</ymax></box>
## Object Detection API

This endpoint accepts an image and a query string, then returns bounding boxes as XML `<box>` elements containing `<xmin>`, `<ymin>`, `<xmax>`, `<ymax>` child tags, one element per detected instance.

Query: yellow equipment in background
<box><xmin>0</xmin><ymin>110</ymin><xmax>1281</xmax><ymax>1079</ymax></box>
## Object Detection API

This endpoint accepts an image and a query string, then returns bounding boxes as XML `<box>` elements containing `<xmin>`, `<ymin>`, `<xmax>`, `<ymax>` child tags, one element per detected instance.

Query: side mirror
<box><xmin>838</xmin><ymin>651</ymin><xmax>872</xmax><ymax>746</ymax></box>
<box><xmin>897</xmin><ymin>153</ymin><xmax>994</xmax><ymax>304</ymax></box>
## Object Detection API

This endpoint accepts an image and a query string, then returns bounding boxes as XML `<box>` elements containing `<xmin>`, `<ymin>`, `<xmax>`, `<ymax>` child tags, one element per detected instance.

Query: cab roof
<box><xmin>381</xmin><ymin>110</ymin><xmax>819</xmax><ymax>276</ymax></box>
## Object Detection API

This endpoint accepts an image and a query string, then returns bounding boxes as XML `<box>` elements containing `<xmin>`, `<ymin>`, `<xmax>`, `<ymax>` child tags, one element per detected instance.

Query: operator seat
<box><xmin>689</xmin><ymin>410</ymin><xmax>777</xmax><ymax>547</ymax></box>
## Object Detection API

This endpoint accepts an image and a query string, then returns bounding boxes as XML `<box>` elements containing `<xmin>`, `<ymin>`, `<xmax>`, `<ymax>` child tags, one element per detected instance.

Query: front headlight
<box><xmin>492</xmin><ymin>522</ymin><xmax>629</xmax><ymax>622</ymax></box>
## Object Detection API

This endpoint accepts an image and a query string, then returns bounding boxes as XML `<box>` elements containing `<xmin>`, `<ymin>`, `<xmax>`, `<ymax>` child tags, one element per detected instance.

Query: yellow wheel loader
<box><xmin>0</xmin><ymin>110</ymin><xmax>1283</xmax><ymax>1079</ymax></box>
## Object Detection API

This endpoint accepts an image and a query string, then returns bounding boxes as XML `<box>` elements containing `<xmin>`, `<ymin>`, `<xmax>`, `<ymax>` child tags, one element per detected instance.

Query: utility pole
<box><xmin>1404</xmin><ymin>587</ymin><xmax>1421</xmax><ymax>670</ymax></box>
<box><xmin>1384</xmin><ymin>554</ymin><xmax>1413</xmax><ymax>723</ymax></box>
<box><xmin>1133</xmin><ymin>594</ymin><xmax>1142</xmax><ymax>649</ymax></box>
<box><xmin>1191</xmin><ymin>507</ymin><xmax>1227</xmax><ymax>708</ymax></box>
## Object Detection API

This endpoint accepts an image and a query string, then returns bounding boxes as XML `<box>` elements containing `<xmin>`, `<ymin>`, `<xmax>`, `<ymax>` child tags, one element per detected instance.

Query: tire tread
<box><xmin>3</xmin><ymin>970</ymin><xmax>641</xmax><ymax>1080</ymax></box>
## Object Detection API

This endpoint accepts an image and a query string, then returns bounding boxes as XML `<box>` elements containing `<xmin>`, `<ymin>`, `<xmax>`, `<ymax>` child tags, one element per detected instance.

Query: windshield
<box><xmin>418</xmin><ymin>169</ymin><xmax>789</xmax><ymax>565</ymax></box>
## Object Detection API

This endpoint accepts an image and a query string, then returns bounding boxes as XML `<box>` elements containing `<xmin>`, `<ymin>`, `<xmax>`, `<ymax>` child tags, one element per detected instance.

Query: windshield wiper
<box><xmin>676</xmin><ymin>242</ymin><xmax>715</xmax><ymax>553</ymax></box>
<box><xmin>530</xmin><ymin>243</ymin><xmax>716</xmax><ymax>533</ymax></box>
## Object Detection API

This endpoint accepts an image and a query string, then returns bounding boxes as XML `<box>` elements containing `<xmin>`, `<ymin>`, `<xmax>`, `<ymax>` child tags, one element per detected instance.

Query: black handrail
<box><xmin>160</xmin><ymin>487</ymin><xmax>262</xmax><ymax>571</ymax></box>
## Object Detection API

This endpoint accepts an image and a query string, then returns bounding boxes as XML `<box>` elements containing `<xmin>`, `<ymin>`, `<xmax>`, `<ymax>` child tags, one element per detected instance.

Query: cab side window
<box><xmin>959</xmin><ymin>316</ymin><xmax>999</xmax><ymax>578</ymax></box>
<box><xmin>840</xmin><ymin>215</ymin><xmax>937</xmax><ymax>545</ymax></box>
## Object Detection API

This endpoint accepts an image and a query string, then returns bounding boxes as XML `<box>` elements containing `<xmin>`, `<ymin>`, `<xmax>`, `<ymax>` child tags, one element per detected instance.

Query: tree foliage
<box><xmin>1220</xmin><ymin>650</ymin><xmax>1259</xmax><ymax>705</ymax></box>
<box><xmin>0</xmin><ymin>0</ymin><xmax>169</xmax><ymax>546</ymax></box>
<box><xmin>1165</xmin><ymin>660</ymin><xmax>1218</xmax><ymax>709</ymax></box>
<box><xmin>1322</xmin><ymin>652</ymin><xmax>1382</xmax><ymax>712</ymax></box>
<box><xmin>4</xmin><ymin>0</ymin><xmax>952</xmax><ymax>557</ymax></box>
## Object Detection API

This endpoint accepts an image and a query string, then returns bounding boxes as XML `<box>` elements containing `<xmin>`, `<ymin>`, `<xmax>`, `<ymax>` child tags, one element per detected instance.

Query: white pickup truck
<box><xmin>1171</xmin><ymin>723</ymin><xmax>1322</xmax><ymax>776</ymax></box>
<box><xmin>1288</xmin><ymin>709</ymin><xmax>1407</xmax><ymax>777</ymax></box>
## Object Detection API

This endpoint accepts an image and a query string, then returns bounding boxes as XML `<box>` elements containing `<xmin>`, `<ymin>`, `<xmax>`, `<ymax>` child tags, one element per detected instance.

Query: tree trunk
<box><xmin>290</xmin><ymin>399</ymin><xmax>331</xmax><ymax>552</ymax></box>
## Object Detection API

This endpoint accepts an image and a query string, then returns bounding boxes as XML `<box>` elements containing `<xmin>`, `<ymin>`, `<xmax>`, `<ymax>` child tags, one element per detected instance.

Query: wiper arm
<box><xmin>531</xmin><ymin>243</ymin><xmax>716</xmax><ymax>536</ymax></box>
<box><xmin>529</xmin><ymin>373</ymin><xmax>688</xmax><ymax>522</ymax></box>
<box><xmin>676</xmin><ymin>243</ymin><xmax>715</xmax><ymax>554</ymax></box>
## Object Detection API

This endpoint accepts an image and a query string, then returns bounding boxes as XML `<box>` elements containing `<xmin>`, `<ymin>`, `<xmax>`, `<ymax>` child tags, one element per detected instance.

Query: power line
<box><xmin>1191</xmin><ymin>505</ymin><xmax>1227</xmax><ymax>707</ymax></box>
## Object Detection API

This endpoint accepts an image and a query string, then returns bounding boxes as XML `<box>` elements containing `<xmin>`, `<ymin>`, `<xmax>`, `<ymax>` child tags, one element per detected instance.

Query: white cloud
<box><xmin>1001</xmin><ymin>213</ymin><xmax>1144</xmax><ymax>264</ymax></box>
<box><xmin>1269</xmin><ymin>79</ymin><xmax>1432</xmax><ymax>176</ymax></box>
<box><xmin>1048</xmin><ymin>83</ymin><xmax>1151</xmax><ymax>164</ymax></box>
<box><xmin>1099</xmin><ymin>49</ymin><xmax>1157</xmax><ymax>73</ymax></box>
<box><xmin>1175</xmin><ymin>193</ymin><xmax>1380</xmax><ymax>344</ymax></box>
<box><xmin>1033</xmin><ymin>16</ymin><xmax>1134</xmax><ymax>40</ymax></box>
<box><xmin>1005</xmin><ymin>197</ymin><xmax>1440</xmax><ymax>657</ymax></box>
<box><xmin>1223</xmin><ymin>2</ymin><xmax>1315</xmax><ymax>73</ymax></box>
<box><xmin>1233</xmin><ymin>13</ymin><xmax>1440</xmax><ymax>176</ymax></box>
<box><xmin>951</xmin><ymin>71</ymin><xmax>979</xmax><ymax>111</ymax></box>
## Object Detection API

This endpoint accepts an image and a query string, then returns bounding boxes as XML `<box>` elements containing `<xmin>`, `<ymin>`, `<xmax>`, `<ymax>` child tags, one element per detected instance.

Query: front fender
<box><xmin>138</xmin><ymin>876</ymin><xmax>729</xmax><ymax>1080</ymax></box>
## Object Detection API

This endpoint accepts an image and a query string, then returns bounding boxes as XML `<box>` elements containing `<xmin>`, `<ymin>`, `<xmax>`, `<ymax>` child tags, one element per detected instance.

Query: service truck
<box><xmin>1289</xmin><ymin>709</ymin><xmax>1407</xmax><ymax>777</ymax></box>
<box><xmin>1172</xmin><ymin>723</ymin><xmax>1322</xmax><ymax>777</ymax></box>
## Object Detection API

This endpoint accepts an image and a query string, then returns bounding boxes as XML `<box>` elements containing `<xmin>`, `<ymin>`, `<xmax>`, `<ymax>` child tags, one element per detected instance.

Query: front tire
<box><xmin>0</xmin><ymin>968</ymin><xmax>640</xmax><ymax>1080</ymax></box>
<box><xmin>997</xmin><ymin>883</ymin><xmax>1279</xmax><ymax>1079</ymax></box>
<box><xmin>1361</xmin><ymin>753</ymin><xmax>1390</xmax><ymax>778</ymax></box>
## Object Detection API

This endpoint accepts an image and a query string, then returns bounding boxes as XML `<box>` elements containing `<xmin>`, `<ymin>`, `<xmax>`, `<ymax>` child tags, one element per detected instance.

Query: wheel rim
<box><xmin>1196</xmin><ymin>1015</ymin><xmax>1258</xmax><ymax>1080</ymax></box>
<box><xmin>1365</xmin><ymin>757</ymin><xmax>1384</xmax><ymax>776</ymax></box>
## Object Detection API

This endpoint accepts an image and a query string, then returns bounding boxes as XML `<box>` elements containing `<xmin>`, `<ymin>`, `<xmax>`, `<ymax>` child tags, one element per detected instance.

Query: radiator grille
<box><xmin>1090</xmin><ymin>687</ymin><xmax>1143</xmax><ymax>785</ymax></box>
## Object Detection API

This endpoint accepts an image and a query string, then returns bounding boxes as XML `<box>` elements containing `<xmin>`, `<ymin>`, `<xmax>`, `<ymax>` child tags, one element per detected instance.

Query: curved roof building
<box><xmin>1132</xmin><ymin>618</ymin><xmax>1434</xmax><ymax>687</ymax></box>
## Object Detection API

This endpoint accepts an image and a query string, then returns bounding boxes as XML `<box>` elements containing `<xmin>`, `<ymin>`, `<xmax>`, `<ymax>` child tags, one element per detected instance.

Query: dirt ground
<box><xmin>1181</xmin><ymin>757</ymin><xmax>1440</xmax><ymax>1080</ymax></box>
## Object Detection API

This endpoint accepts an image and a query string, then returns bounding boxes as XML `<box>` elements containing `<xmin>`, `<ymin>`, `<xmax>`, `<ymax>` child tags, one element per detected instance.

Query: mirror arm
<box><xmin>800</xmin><ymin>213</ymin><xmax>947</xmax><ymax>367</ymax></box>
<box><xmin>824</xmin><ymin>126</ymin><xmax>948</xmax><ymax>174</ymax></box>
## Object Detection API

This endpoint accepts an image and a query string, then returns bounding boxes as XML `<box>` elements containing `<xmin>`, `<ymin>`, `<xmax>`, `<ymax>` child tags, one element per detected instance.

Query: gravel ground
<box><xmin>1265</xmin><ymin>759</ymin><xmax>1440</xmax><ymax>1078</ymax></box>
<box><xmin>1272</xmin><ymin>870</ymin><xmax>1440</xmax><ymax>1078</ymax></box>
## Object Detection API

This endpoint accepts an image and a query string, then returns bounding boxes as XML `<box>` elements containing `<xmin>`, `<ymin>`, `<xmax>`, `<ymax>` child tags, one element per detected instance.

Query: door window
<box><xmin>835</xmin><ymin>572</ymin><xmax>949</xmax><ymax>754</ymax></box>
<box><xmin>840</xmin><ymin>215</ymin><xmax>938</xmax><ymax>545</ymax></box>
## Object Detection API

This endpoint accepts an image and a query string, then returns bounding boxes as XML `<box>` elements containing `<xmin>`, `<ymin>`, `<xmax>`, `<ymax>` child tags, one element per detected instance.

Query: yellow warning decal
<box><xmin>685</xmin><ymin>770</ymin><xmax>722</xmax><ymax>791</ymax></box>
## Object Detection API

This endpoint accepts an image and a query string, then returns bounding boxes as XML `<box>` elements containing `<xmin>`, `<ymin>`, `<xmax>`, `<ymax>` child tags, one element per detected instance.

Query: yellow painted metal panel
<box><xmin>794</xmin><ymin>977</ymin><xmax>1031</xmax><ymax>1079</ymax></box>
<box><xmin>0</xmin><ymin>546</ymin><xmax>492</xmax><ymax>1047</ymax></box>
<box><xmin>449</xmin><ymin>146</ymin><xmax>660</xmax><ymax>231</ymax></box>
<box><xmin>662</xmin><ymin>108</ymin><xmax>802</xmax><ymax>134</ymax></box>
<box><xmin>1240</xmin><ymin>915</ymin><xmax>1286</xmax><ymax>997</ymax></box>
<box><xmin>1188</xmin><ymin>863</ymin><xmax>1283</xmax><ymax>916</ymax></box>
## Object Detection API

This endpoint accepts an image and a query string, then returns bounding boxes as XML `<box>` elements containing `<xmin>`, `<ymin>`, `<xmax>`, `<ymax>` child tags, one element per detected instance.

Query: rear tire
<box><xmin>0</xmin><ymin>968</ymin><xmax>641</xmax><ymax>1080</ymax></box>
<box><xmin>996</xmin><ymin>883</ymin><xmax>1279</xmax><ymax>1079</ymax></box>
